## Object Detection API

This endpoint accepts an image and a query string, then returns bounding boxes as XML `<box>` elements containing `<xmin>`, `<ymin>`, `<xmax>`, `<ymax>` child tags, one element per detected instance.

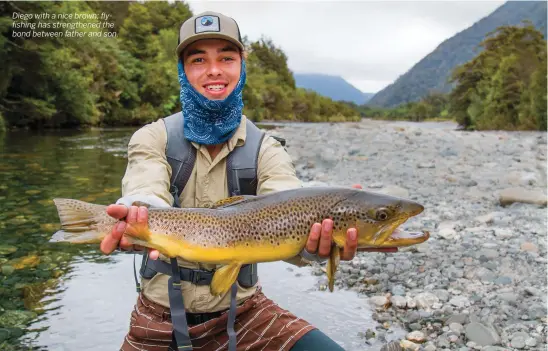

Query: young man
<box><xmin>100</xmin><ymin>11</ymin><xmax>396</xmax><ymax>351</ymax></box>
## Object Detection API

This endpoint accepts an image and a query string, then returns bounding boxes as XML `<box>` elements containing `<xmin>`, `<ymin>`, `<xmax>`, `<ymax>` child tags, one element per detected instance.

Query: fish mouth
<box><xmin>370</xmin><ymin>213</ymin><xmax>429</xmax><ymax>247</ymax></box>
<box><xmin>390</xmin><ymin>227</ymin><xmax>430</xmax><ymax>241</ymax></box>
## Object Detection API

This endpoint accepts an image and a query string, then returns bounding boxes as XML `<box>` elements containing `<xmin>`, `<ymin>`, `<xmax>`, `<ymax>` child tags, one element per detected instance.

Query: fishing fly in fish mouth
<box><xmin>51</xmin><ymin>186</ymin><xmax>429</xmax><ymax>295</ymax></box>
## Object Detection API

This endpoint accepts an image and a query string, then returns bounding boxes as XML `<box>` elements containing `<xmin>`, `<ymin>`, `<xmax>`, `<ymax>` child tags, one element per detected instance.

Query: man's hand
<box><xmin>303</xmin><ymin>184</ymin><xmax>398</xmax><ymax>261</ymax></box>
<box><xmin>100</xmin><ymin>204</ymin><xmax>159</xmax><ymax>260</ymax></box>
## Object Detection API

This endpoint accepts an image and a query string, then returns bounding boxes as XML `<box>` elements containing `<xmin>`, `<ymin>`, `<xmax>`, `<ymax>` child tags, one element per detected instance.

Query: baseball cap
<box><xmin>176</xmin><ymin>11</ymin><xmax>244</xmax><ymax>57</ymax></box>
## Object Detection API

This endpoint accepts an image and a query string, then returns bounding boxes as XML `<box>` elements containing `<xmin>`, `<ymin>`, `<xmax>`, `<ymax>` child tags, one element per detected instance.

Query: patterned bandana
<box><xmin>177</xmin><ymin>59</ymin><xmax>247</xmax><ymax>145</ymax></box>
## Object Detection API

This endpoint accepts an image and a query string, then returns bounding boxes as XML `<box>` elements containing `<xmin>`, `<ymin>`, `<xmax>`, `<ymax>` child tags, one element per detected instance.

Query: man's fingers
<box><xmin>149</xmin><ymin>250</ymin><xmax>159</xmax><ymax>260</ymax></box>
<box><xmin>317</xmin><ymin>219</ymin><xmax>333</xmax><ymax>258</ymax></box>
<box><xmin>351</xmin><ymin>184</ymin><xmax>363</xmax><ymax>189</ymax></box>
<box><xmin>100</xmin><ymin>221</ymin><xmax>126</xmax><ymax>254</ymax></box>
<box><xmin>127</xmin><ymin>206</ymin><xmax>138</xmax><ymax>223</ymax></box>
<box><xmin>119</xmin><ymin>235</ymin><xmax>134</xmax><ymax>251</ymax></box>
<box><xmin>340</xmin><ymin>228</ymin><xmax>358</xmax><ymax>260</ymax></box>
<box><xmin>106</xmin><ymin>204</ymin><xmax>128</xmax><ymax>219</ymax></box>
<box><xmin>305</xmin><ymin>223</ymin><xmax>322</xmax><ymax>253</ymax></box>
<box><xmin>137</xmin><ymin>206</ymin><xmax>148</xmax><ymax>225</ymax></box>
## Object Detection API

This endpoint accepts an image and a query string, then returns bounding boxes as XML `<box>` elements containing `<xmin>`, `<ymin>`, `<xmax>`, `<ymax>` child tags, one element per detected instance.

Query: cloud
<box><xmin>186</xmin><ymin>1</ymin><xmax>506</xmax><ymax>92</ymax></box>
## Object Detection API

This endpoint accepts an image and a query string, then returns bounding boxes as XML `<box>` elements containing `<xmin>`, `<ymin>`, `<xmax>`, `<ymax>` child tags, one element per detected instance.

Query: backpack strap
<box><xmin>163</xmin><ymin>112</ymin><xmax>196</xmax><ymax>208</ymax></box>
<box><xmin>226</xmin><ymin>118</ymin><xmax>265</xmax><ymax>196</ymax></box>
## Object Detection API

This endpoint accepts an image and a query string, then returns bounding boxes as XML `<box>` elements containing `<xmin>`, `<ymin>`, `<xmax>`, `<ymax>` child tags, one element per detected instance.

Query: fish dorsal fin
<box><xmin>210</xmin><ymin>195</ymin><xmax>256</xmax><ymax>209</ymax></box>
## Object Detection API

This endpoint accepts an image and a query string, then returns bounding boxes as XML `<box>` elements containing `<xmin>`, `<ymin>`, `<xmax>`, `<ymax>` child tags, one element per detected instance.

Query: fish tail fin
<box><xmin>51</xmin><ymin>198</ymin><xmax>112</xmax><ymax>244</ymax></box>
<box><xmin>210</xmin><ymin>263</ymin><xmax>242</xmax><ymax>296</ymax></box>
<box><xmin>327</xmin><ymin>246</ymin><xmax>340</xmax><ymax>292</ymax></box>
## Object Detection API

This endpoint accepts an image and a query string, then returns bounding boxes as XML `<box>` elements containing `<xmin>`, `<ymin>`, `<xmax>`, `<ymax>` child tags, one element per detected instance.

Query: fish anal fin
<box><xmin>210</xmin><ymin>196</ymin><xmax>255</xmax><ymax>209</ymax></box>
<box><xmin>327</xmin><ymin>247</ymin><xmax>340</xmax><ymax>292</ymax></box>
<box><xmin>210</xmin><ymin>263</ymin><xmax>242</xmax><ymax>296</ymax></box>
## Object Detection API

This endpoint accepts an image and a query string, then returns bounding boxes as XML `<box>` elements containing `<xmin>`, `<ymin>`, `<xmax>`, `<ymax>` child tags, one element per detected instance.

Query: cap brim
<box><xmin>176</xmin><ymin>33</ymin><xmax>245</xmax><ymax>57</ymax></box>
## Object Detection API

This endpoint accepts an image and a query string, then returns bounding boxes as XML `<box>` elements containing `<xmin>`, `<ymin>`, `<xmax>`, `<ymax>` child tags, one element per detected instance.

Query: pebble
<box><xmin>414</xmin><ymin>292</ymin><xmax>439</xmax><ymax>310</ymax></box>
<box><xmin>449</xmin><ymin>322</ymin><xmax>464</xmax><ymax>335</ymax></box>
<box><xmin>400</xmin><ymin>340</ymin><xmax>420</xmax><ymax>350</ymax></box>
<box><xmin>406</xmin><ymin>331</ymin><xmax>426</xmax><ymax>343</ymax></box>
<box><xmin>510</xmin><ymin>331</ymin><xmax>529</xmax><ymax>349</ymax></box>
<box><xmin>449</xmin><ymin>296</ymin><xmax>470</xmax><ymax>308</ymax></box>
<box><xmin>390</xmin><ymin>296</ymin><xmax>407</xmax><ymax>309</ymax></box>
<box><xmin>370</xmin><ymin>296</ymin><xmax>389</xmax><ymax>308</ymax></box>
<box><xmin>465</xmin><ymin>322</ymin><xmax>501</xmax><ymax>346</ymax></box>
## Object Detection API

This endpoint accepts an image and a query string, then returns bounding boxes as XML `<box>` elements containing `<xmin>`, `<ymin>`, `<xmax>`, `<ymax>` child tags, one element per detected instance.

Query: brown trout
<box><xmin>50</xmin><ymin>186</ymin><xmax>429</xmax><ymax>295</ymax></box>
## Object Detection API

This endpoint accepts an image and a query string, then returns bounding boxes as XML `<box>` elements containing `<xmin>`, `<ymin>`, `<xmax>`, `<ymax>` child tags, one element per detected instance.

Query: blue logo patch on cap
<box><xmin>195</xmin><ymin>15</ymin><xmax>220</xmax><ymax>33</ymax></box>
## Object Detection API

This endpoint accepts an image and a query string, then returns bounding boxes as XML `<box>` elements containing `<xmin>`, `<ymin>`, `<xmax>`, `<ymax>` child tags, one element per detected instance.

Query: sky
<box><xmin>186</xmin><ymin>0</ymin><xmax>506</xmax><ymax>93</ymax></box>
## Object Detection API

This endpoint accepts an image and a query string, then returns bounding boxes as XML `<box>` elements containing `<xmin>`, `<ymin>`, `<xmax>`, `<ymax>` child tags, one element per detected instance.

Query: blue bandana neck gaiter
<box><xmin>177</xmin><ymin>60</ymin><xmax>247</xmax><ymax>145</ymax></box>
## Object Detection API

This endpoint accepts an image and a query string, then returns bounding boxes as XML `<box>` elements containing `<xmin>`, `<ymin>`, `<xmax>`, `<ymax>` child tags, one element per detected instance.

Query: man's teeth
<box><xmin>206</xmin><ymin>85</ymin><xmax>225</xmax><ymax>91</ymax></box>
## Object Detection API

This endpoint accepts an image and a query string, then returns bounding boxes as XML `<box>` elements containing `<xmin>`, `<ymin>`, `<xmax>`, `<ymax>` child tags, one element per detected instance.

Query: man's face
<box><xmin>182</xmin><ymin>39</ymin><xmax>242</xmax><ymax>100</ymax></box>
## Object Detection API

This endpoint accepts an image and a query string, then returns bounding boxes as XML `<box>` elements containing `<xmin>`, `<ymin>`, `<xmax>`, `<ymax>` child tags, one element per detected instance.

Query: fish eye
<box><xmin>375</xmin><ymin>208</ymin><xmax>390</xmax><ymax>221</ymax></box>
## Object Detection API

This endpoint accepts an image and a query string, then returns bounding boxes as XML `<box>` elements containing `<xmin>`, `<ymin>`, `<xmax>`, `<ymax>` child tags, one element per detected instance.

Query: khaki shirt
<box><xmin>120</xmin><ymin>115</ymin><xmax>310</xmax><ymax>312</ymax></box>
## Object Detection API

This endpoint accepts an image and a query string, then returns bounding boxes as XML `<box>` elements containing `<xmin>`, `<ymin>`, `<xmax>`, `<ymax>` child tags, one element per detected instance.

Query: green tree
<box><xmin>448</xmin><ymin>22</ymin><xmax>547</xmax><ymax>130</ymax></box>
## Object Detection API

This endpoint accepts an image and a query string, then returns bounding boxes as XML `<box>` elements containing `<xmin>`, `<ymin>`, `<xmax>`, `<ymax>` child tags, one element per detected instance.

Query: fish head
<box><xmin>329</xmin><ymin>189</ymin><xmax>429</xmax><ymax>248</ymax></box>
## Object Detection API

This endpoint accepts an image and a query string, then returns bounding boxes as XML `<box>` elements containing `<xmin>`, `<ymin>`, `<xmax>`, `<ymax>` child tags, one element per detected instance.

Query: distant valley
<box><xmin>293</xmin><ymin>73</ymin><xmax>374</xmax><ymax>105</ymax></box>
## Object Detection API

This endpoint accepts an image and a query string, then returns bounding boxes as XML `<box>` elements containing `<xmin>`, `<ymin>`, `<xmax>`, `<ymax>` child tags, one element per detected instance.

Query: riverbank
<box><xmin>266</xmin><ymin>119</ymin><xmax>547</xmax><ymax>350</ymax></box>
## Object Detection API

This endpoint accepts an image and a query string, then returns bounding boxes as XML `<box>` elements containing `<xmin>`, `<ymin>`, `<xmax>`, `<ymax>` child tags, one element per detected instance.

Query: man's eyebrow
<box><xmin>185</xmin><ymin>48</ymin><xmax>205</xmax><ymax>58</ymax></box>
<box><xmin>218</xmin><ymin>45</ymin><xmax>238</xmax><ymax>53</ymax></box>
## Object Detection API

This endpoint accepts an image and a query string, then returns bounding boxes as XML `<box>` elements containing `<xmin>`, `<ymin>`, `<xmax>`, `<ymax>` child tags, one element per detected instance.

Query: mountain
<box><xmin>293</xmin><ymin>73</ymin><xmax>374</xmax><ymax>105</ymax></box>
<box><xmin>367</xmin><ymin>1</ymin><xmax>547</xmax><ymax>108</ymax></box>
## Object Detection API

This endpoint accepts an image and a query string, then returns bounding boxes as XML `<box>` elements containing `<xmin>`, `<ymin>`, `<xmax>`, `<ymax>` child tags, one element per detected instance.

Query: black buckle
<box><xmin>186</xmin><ymin>310</ymin><xmax>223</xmax><ymax>325</ymax></box>
<box><xmin>183</xmin><ymin>269</ymin><xmax>214</xmax><ymax>285</ymax></box>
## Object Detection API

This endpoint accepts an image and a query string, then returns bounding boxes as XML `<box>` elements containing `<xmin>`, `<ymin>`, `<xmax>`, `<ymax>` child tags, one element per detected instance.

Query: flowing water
<box><xmin>0</xmin><ymin>127</ymin><xmax>405</xmax><ymax>351</ymax></box>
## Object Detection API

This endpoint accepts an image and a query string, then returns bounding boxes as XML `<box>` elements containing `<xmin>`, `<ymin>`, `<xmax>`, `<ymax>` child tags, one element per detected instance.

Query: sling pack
<box><xmin>135</xmin><ymin>112</ymin><xmax>286</xmax><ymax>351</ymax></box>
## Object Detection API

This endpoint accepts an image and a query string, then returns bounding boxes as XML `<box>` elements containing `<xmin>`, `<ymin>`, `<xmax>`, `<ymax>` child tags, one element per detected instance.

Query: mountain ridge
<box><xmin>293</xmin><ymin>73</ymin><xmax>374</xmax><ymax>105</ymax></box>
<box><xmin>367</xmin><ymin>1</ymin><xmax>547</xmax><ymax>107</ymax></box>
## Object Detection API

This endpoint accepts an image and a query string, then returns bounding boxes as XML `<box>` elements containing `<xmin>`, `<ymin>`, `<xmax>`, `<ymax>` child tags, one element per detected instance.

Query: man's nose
<box><xmin>206</xmin><ymin>61</ymin><xmax>222</xmax><ymax>76</ymax></box>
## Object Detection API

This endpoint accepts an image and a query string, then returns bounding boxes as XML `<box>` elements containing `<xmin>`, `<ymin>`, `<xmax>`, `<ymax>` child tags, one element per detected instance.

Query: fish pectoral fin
<box><xmin>210</xmin><ymin>263</ymin><xmax>242</xmax><ymax>296</ymax></box>
<box><xmin>327</xmin><ymin>246</ymin><xmax>340</xmax><ymax>292</ymax></box>
<box><xmin>210</xmin><ymin>196</ymin><xmax>256</xmax><ymax>209</ymax></box>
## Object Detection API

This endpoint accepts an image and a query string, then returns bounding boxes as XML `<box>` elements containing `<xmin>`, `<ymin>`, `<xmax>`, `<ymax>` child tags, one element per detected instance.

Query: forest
<box><xmin>0</xmin><ymin>1</ymin><xmax>359</xmax><ymax>132</ymax></box>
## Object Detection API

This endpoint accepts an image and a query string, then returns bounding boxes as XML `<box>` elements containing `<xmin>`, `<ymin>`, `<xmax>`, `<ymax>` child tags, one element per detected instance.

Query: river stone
<box><xmin>370</xmin><ymin>296</ymin><xmax>388</xmax><ymax>307</ymax></box>
<box><xmin>414</xmin><ymin>292</ymin><xmax>439</xmax><ymax>310</ymax></box>
<box><xmin>525</xmin><ymin>337</ymin><xmax>538</xmax><ymax>347</ymax></box>
<box><xmin>510</xmin><ymin>332</ymin><xmax>529</xmax><ymax>349</ymax></box>
<box><xmin>0</xmin><ymin>245</ymin><xmax>17</xmax><ymax>256</ymax></box>
<box><xmin>406</xmin><ymin>331</ymin><xmax>426</xmax><ymax>343</ymax></box>
<box><xmin>449</xmin><ymin>322</ymin><xmax>465</xmax><ymax>335</ymax></box>
<box><xmin>0</xmin><ymin>310</ymin><xmax>37</xmax><ymax>328</ymax></box>
<box><xmin>0</xmin><ymin>328</ymin><xmax>9</xmax><ymax>342</ymax></box>
<box><xmin>391</xmin><ymin>295</ymin><xmax>407</xmax><ymax>308</ymax></box>
<box><xmin>499</xmin><ymin>188</ymin><xmax>547</xmax><ymax>207</ymax></box>
<box><xmin>449</xmin><ymin>296</ymin><xmax>470</xmax><ymax>308</ymax></box>
<box><xmin>400</xmin><ymin>340</ymin><xmax>420</xmax><ymax>350</ymax></box>
<box><xmin>438</xmin><ymin>227</ymin><xmax>458</xmax><ymax>240</ymax></box>
<box><xmin>464</xmin><ymin>322</ymin><xmax>501</xmax><ymax>346</ymax></box>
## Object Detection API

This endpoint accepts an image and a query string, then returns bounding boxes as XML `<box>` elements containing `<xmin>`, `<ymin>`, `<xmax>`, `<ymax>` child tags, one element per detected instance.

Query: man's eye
<box><xmin>192</xmin><ymin>58</ymin><xmax>204</xmax><ymax>63</ymax></box>
<box><xmin>222</xmin><ymin>57</ymin><xmax>234</xmax><ymax>62</ymax></box>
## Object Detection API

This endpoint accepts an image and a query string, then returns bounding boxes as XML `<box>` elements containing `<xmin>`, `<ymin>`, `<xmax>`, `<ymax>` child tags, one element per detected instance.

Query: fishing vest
<box><xmin>136</xmin><ymin>112</ymin><xmax>286</xmax><ymax>351</ymax></box>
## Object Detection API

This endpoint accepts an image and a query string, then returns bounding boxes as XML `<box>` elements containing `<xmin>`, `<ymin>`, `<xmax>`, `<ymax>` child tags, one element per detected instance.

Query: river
<box><xmin>0</xmin><ymin>126</ymin><xmax>407</xmax><ymax>351</ymax></box>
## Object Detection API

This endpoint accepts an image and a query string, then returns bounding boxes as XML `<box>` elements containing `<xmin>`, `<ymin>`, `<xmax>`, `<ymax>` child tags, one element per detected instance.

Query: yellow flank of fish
<box><xmin>51</xmin><ymin>186</ymin><xmax>430</xmax><ymax>296</ymax></box>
